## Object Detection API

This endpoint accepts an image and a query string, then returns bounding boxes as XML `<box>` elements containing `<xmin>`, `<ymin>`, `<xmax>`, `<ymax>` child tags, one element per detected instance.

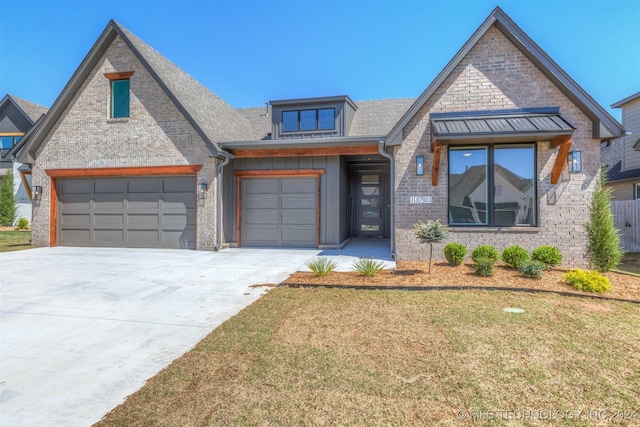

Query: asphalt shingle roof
<box><xmin>116</xmin><ymin>23</ymin><xmax>254</xmax><ymax>147</ymax></box>
<box><xmin>5</xmin><ymin>95</ymin><xmax>48</xmax><ymax>123</ymax></box>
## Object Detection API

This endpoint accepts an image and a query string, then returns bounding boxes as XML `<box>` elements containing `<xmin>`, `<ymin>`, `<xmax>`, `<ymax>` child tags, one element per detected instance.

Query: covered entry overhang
<box><xmin>430</xmin><ymin>108</ymin><xmax>576</xmax><ymax>185</ymax></box>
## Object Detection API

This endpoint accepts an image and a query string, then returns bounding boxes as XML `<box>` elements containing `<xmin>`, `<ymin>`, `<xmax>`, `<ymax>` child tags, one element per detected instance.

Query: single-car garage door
<box><xmin>57</xmin><ymin>176</ymin><xmax>196</xmax><ymax>249</ymax></box>
<box><xmin>242</xmin><ymin>177</ymin><xmax>317</xmax><ymax>247</ymax></box>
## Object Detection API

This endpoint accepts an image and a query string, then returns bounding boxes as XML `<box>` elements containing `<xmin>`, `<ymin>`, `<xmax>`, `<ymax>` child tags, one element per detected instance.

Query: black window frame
<box><xmin>448</xmin><ymin>143</ymin><xmax>538</xmax><ymax>227</ymax></box>
<box><xmin>281</xmin><ymin>108</ymin><xmax>336</xmax><ymax>133</ymax></box>
<box><xmin>635</xmin><ymin>183</ymin><xmax>640</xmax><ymax>200</ymax></box>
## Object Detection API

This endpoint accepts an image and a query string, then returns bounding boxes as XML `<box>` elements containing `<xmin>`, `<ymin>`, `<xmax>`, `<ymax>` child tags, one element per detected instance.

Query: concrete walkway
<box><xmin>0</xmin><ymin>246</ymin><xmax>318</xmax><ymax>426</ymax></box>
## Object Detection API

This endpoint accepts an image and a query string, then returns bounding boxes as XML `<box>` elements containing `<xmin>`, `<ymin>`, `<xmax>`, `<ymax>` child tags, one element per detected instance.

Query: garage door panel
<box><xmin>242</xmin><ymin>177</ymin><xmax>317</xmax><ymax>247</ymax></box>
<box><xmin>163</xmin><ymin>176</ymin><xmax>196</xmax><ymax>192</ymax></box>
<box><xmin>245</xmin><ymin>179</ymin><xmax>278</xmax><ymax>194</ymax></box>
<box><xmin>93</xmin><ymin>214</ymin><xmax>124</xmax><ymax>226</ymax></box>
<box><xmin>128</xmin><ymin>178</ymin><xmax>162</xmax><ymax>193</ymax></box>
<box><xmin>95</xmin><ymin>179</ymin><xmax>127</xmax><ymax>194</ymax></box>
<box><xmin>282</xmin><ymin>179</ymin><xmax>316</xmax><ymax>194</ymax></box>
<box><xmin>282</xmin><ymin>209</ymin><xmax>316</xmax><ymax>225</ymax></box>
<box><xmin>61</xmin><ymin>214</ymin><xmax>90</xmax><ymax>226</ymax></box>
<box><xmin>245</xmin><ymin>209</ymin><xmax>278</xmax><ymax>225</ymax></box>
<box><xmin>58</xmin><ymin>176</ymin><xmax>196</xmax><ymax>249</ymax></box>
<box><xmin>93</xmin><ymin>229</ymin><xmax>124</xmax><ymax>243</ymax></box>
<box><xmin>60</xmin><ymin>180</ymin><xmax>93</xmax><ymax>194</ymax></box>
<box><xmin>282</xmin><ymin>194</ymin><xmax>316</xmax><ymax>209</ymax></box>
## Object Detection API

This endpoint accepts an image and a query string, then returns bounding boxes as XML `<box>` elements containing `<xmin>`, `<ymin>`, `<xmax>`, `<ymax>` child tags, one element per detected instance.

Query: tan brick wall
<box><xmin>394</xmin><ymin>26</ymin><xmax>599</xmax><ymax>268</ymax></box>
<box><xmin>30</xmin><ymin>36</ymin><xmax>218</xmax><ymax>249</ymax></box>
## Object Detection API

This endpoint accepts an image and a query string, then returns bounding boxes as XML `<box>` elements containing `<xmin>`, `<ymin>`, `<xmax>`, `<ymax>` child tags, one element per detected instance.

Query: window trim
<box><xmin>634</xmin><ymin>183</ymin><xmax>640</xmax><ymax>200</ymax></box>
<box><xmin>104</xmin><ymin>71</ymin><xmax>134</xmax><ymax>119</ymax></box>
<box><xmin>448</xmin><ymin>143</ymin><xmax>537</xmax><ymax>227</ymax></box>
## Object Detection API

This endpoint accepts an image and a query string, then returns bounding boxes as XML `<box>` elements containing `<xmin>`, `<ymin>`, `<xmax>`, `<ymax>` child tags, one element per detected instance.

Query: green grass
<box><xmin>617</xmin><ymin>253</ymin><xmax>640</xmax><ymax>276</ymax></box>
<box><xmin>97</xmin><ymin>288</ymin><xmax>640</xmax><ymax>426</ymax></box>
<box><xmin>0</xmin><ymin>230</ymin><xmax>32</xmax><ymax>252</ymax></box>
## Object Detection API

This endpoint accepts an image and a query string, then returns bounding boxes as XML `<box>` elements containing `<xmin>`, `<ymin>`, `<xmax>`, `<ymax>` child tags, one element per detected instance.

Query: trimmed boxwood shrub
<box><xmin>472</xmin><ymin>257</ymin><xmax>496</xmax><ymax>277</ymax></box>
<box><xmin>565</xmin><ymin>269</ymin><xmax>610</xmax><ymax>294</ymax></box>
<box><xmin>502</xmin><ymin>245</ymin><xmax>530</xmax><ymax>269</ymax></box>
<box><xmin>471</xmin><ymin>245</ymin><xmax>499</xmax><ymax>263</ymax></box>
<box><xmin>532</xmin><ymin>246</ymin><xmax>563</xmax><ymax>269</ymax></box>
<box><xmin>518</xmin><ymin>260</ymin><xmax>546</xmax><ymax>279</ymax></box>
<box><xmin>444</xmin><ymin>242</ymin><xmax>466</xmax><ymax>266</ymax></box>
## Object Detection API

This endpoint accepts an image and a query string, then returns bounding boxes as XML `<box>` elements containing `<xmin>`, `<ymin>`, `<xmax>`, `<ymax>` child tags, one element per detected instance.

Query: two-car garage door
<box><xmin>241</xmin><ymin>177</ymin><xmax>317</xmax><ymax>247</ymax></box>
<box><xmin>57</xmin><ymin>176</ymin><xmax>196</xmax><ymax>249</ymax></box>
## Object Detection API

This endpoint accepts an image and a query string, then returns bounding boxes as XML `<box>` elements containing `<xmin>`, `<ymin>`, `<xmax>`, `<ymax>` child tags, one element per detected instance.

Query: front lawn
<box><xmin>0</xmin><ymin>230</ymin><xmax>32</xmax><ymax>252</ymax></box>
<box><xmin>96</xmin><ymin>287</ymin><xmax>640</xmax><ymax>426</ymax></box>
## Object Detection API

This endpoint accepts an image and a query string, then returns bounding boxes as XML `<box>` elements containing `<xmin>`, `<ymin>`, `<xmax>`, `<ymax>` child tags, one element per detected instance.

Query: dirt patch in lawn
<box><xmin>284</xmin><ymin>261</ymin><xmax>640</xmax><ymax>301</ymax></box>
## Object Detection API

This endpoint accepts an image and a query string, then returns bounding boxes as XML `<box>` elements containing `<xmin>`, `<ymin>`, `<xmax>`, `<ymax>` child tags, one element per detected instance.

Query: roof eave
<box><xmin>611</xmin><ymin>91</ymin><xmax>640</xmax><ymax>108</ymax></box>
<box><xmin>220</xmin><ymin>135</ymin><xmax>384</xmax><ymax>151</ymax></box>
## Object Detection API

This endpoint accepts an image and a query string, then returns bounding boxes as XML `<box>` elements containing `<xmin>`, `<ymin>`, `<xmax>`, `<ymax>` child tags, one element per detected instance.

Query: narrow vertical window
<box><xmin>104</xmin><ymin>71</ymin><xmax>134</xmax><ymax>119</ymax></box>
<box><xmin>111</xmin><ymin>79</ymin><xmax>130</xmax><ymax>118</ymax></box>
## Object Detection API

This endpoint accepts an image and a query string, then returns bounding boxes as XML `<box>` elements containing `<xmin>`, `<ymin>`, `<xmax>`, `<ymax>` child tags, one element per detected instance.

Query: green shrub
<box><xmin>0</xmin><ymin>173</ymin><xmax>16</xmax><ymax>226</ymax></box>
<box><xmin>565</xmin><ymin>269</ymin><xmax>610</xmax><ymax>294</ymax></box>
<box><xmin>471</xmin><ymin>245</ymin><xmax>499</xmax><ymax>263</ymax></box>
<box><xmin>472</xmin><ymin>257</ymin><xmax>495</xmax><ymax>277</ymax></box>
<box><xmin>305</xmin><ymin>257</ymin><xmax>338</xmax><ymax>277</ymax></box>
<box><xmin>501</xmin><ymin>245</ymin><xmax>530</xmax><ymax>269</ymax></box>
<box><xmin>585</xmin><ymin>170</ymin><xmax>623</xmax><ymax>272</ymax></box>
<box><xmin>352</xmin><ymin>258</ymin><xmax>386</xmax><ymax>277</ymax></box>
<box><xmin>15</xmin><ymin>217</ymin><xmax>29</xmax><ymax>230</ymax></box>
<box><xmin>444</xmin><ymin>242</ymin><xmax>466</xmax><ymax>266</ymax></box>
<box><xmin>517</xmin><ymin>260</ymin><xmax>546</xmax><ymax>279</ymax></box>
<box><xmin>532</xmin><ymin>246</ymin><xmax>563</xmax><ymax>269</ymax></box>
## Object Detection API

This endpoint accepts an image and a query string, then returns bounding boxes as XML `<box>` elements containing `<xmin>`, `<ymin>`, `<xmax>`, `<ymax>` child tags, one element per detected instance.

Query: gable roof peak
<box><xmin>385</xmin><ymin>6</ymin><xmax>624</xmax><ymax>146</ymax></box>
<box><xmin>17</xmin><ymin>19</ymin><xmax>254</xmax><ymax>163</ymax></box>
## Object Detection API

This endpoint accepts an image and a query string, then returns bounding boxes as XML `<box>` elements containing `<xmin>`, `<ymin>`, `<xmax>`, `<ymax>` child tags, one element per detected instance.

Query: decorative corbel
<box><xmin>550</xmin><ymin>135</ymin><xmax>572</xmax><ymax>184</ymax></box>
<box><xmin>432</xmin><ymin>140</ymin><xmax>442</xmax><ymax>186</ymax></box>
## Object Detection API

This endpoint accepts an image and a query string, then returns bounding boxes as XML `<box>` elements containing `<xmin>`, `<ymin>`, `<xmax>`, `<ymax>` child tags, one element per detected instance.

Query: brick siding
<box><xmin>30</xmin><ymin>36</ymin><xmax>218</xmax><ymax>249</ymax></box>
<box><xmin>394</xmin><ymin>27</ymin><xmax>599</xmax><ymax>267</ymax></box>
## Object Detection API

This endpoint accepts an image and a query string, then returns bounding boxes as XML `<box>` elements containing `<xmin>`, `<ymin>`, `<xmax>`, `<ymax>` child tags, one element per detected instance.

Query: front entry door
<box><xmin>358</xmin><ymin>172</ymin><xmax>385</xmax><ymax>237</ymax></box>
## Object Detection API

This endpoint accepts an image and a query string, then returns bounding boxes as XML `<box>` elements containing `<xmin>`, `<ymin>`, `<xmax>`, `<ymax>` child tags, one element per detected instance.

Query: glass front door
<box><xmin>358</xmin><ymin>173</ymin><xmax>384</xmax><ymax>237</ymax></box>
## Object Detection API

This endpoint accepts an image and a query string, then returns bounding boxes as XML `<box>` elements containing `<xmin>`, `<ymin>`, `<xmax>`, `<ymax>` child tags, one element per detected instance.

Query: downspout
<box><xmin>214</xmin><ymin>151</ymin><xmax>233</xmax><ymax>251</ymax></box>
<box><xmin>378</xmin><ymin>138</ymin><xmax>395</xmax><ymax>260</ymax></box>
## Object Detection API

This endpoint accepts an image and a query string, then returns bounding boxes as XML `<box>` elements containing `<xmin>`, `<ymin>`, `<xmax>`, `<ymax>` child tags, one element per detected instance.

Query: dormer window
<box><xmin>282</xmin><ymin>108</ymin><xmax>335</xmax><ymax>132</ymax></box>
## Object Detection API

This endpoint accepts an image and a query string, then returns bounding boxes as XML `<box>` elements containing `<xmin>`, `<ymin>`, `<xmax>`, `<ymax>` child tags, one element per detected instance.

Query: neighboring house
<box><xmin>0</xmin><ymin>94</ymin><xmax>48</xmax><ymax>225</ymax></box>
<box><xmin>14</xmin><ymin>7</ymin><xmax>624</xmax><ymax>267</ymax></box>
<box><xmin>602</xmin><ymin>91</ymin><xmax>640</xmax><ymax>200</ymax></box>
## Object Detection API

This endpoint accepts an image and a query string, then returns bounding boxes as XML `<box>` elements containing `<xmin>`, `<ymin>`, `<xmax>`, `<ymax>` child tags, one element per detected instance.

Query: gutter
<box><xmin>378</xmin><ymin>139</ymin><xmax>396</xmax><ymax>260</ymax></box>
<box><xmin>214</xmin><ymin>151</ymin><xmax>233</xmax><ymax>251</ymax></box>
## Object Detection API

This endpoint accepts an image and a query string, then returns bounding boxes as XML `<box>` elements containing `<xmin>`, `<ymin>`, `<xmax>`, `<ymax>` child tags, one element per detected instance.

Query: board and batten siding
<box><xmin>223</xmin><ymin>156</ymin><xmax>344</xmax><ymax>247</ymax></box>
<box><xmin>622</xmin><ymin>98</ymin><xmax>640</xmax><ymax>171</ymax></box>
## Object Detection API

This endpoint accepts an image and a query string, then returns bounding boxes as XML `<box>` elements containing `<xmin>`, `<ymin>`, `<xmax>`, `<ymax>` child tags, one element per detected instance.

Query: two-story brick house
<box><xmin>14</xmin><ymin>7</ymin><xmax>624</xmax><ymax>266</ymax></box>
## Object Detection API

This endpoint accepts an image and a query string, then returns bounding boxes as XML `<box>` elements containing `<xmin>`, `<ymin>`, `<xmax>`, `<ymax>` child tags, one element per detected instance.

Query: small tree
<box><xmin>0</xmin><ymin>173</ymin><xmax>17</xmax><ymax>226</ymax></box>
<box><xmin>585</xmin><ymin>170</ymin><xmax>623</xmax><ymax>272</ymax></box>
<box><xmin>414</xmin><ymin>219</ymin><xmax>448</xmax><ymax>273</ymax></box>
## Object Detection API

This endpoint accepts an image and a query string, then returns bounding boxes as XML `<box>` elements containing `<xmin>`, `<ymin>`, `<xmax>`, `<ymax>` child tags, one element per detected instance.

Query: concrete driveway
<box><xmin>0</xmin><ymin>246</ymin><xmax>319</xmax><ymax>426</ymax></box>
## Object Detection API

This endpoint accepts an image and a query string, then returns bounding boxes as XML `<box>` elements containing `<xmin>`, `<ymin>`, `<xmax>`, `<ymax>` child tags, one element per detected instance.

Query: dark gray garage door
<box><xmin>242</xmin><ymin>177</ymin><xmax>317</xmax><ymax>247</ymax></box>
<box><xmin>57</xmin><ymin>176</ymin><xmax>196</xmax><ymax>249</ymax></box>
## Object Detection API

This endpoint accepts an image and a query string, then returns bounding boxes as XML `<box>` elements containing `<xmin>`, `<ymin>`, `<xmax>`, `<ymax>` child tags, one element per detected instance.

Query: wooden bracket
<box><xmin>550</xmin><ymin>136</ymin><xmax>572</xmax><ymax>184</ymax></box>
<box><xmin>432</xmin><ymin>141</ymin><xmax>442</xmax><ymax>186</ymax></box>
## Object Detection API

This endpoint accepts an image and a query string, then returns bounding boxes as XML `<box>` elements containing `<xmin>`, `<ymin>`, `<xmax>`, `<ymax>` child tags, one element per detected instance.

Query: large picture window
<box><xmin>449</xmin><ymin>144</ymin><xmax>536</xmax><ymax>226</ymax></box>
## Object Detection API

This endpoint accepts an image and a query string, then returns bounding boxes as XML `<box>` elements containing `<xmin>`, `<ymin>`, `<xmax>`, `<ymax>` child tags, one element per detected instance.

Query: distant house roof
<box><xmin>386</xmin><ymin>6</ymin><xmax>624</xmax><ymax>147</ymax></box>
<box><xmin>611</xmin><ymin>91</ymin><xmax>640</xmax><ymax>108</ymax></box>
<box><xmin>16</xmin><ymin>20</ymin><xmax>256</xmax><ymax>163</ymax></box>
<box><xmin>2</xmin><ymin>95</ymin><xmax>49</xmax><ymax>124</ymax></box>
<box><xmin>601</xmin><ymin>139</ymin><xmax>640</xmax><ymax>183</ymax></box>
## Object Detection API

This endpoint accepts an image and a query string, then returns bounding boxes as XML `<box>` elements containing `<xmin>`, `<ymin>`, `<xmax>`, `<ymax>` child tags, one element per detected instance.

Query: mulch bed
<box><xmin>283</xmin><ymin>261</ymin><xmax>640</xmax><ymax>303</ymax></box>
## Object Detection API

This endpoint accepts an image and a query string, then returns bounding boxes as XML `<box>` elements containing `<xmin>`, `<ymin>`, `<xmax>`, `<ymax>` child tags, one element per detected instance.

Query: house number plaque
<box><xmin>410</xmin><ymin>196</ymin><xmax>432</xmax><ymax>204</ymax></box>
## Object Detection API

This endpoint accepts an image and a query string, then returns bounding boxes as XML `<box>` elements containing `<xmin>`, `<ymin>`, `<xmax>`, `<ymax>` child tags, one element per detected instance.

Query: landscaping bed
<box><xmin>284</xmin><ymin>261</ymin><xmax>640</xmax><ymax>302</ymax></box>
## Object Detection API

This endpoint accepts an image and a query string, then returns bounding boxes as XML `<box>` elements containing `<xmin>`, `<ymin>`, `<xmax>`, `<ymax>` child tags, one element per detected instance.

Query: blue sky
<box><xmin>1</xmin><ymin>0</ymin><xmax>638</xmax><ymax>120</ymax></box>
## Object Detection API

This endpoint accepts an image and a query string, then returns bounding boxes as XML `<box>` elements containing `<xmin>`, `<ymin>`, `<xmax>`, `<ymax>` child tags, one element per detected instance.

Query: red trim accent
<box><xmin>50</xmin><ymin>177</ymin><xmax>57</xmax><ymax>247</ymax></box>
<box><xmin>104</xmin><ymin>71</ymin><xmax>135</xmax><ymax>80</ymax></box>
<box><xmin>234</xmin><ymin>169</ymin><xmax>325</xmax><ymax>178</ymax></box>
